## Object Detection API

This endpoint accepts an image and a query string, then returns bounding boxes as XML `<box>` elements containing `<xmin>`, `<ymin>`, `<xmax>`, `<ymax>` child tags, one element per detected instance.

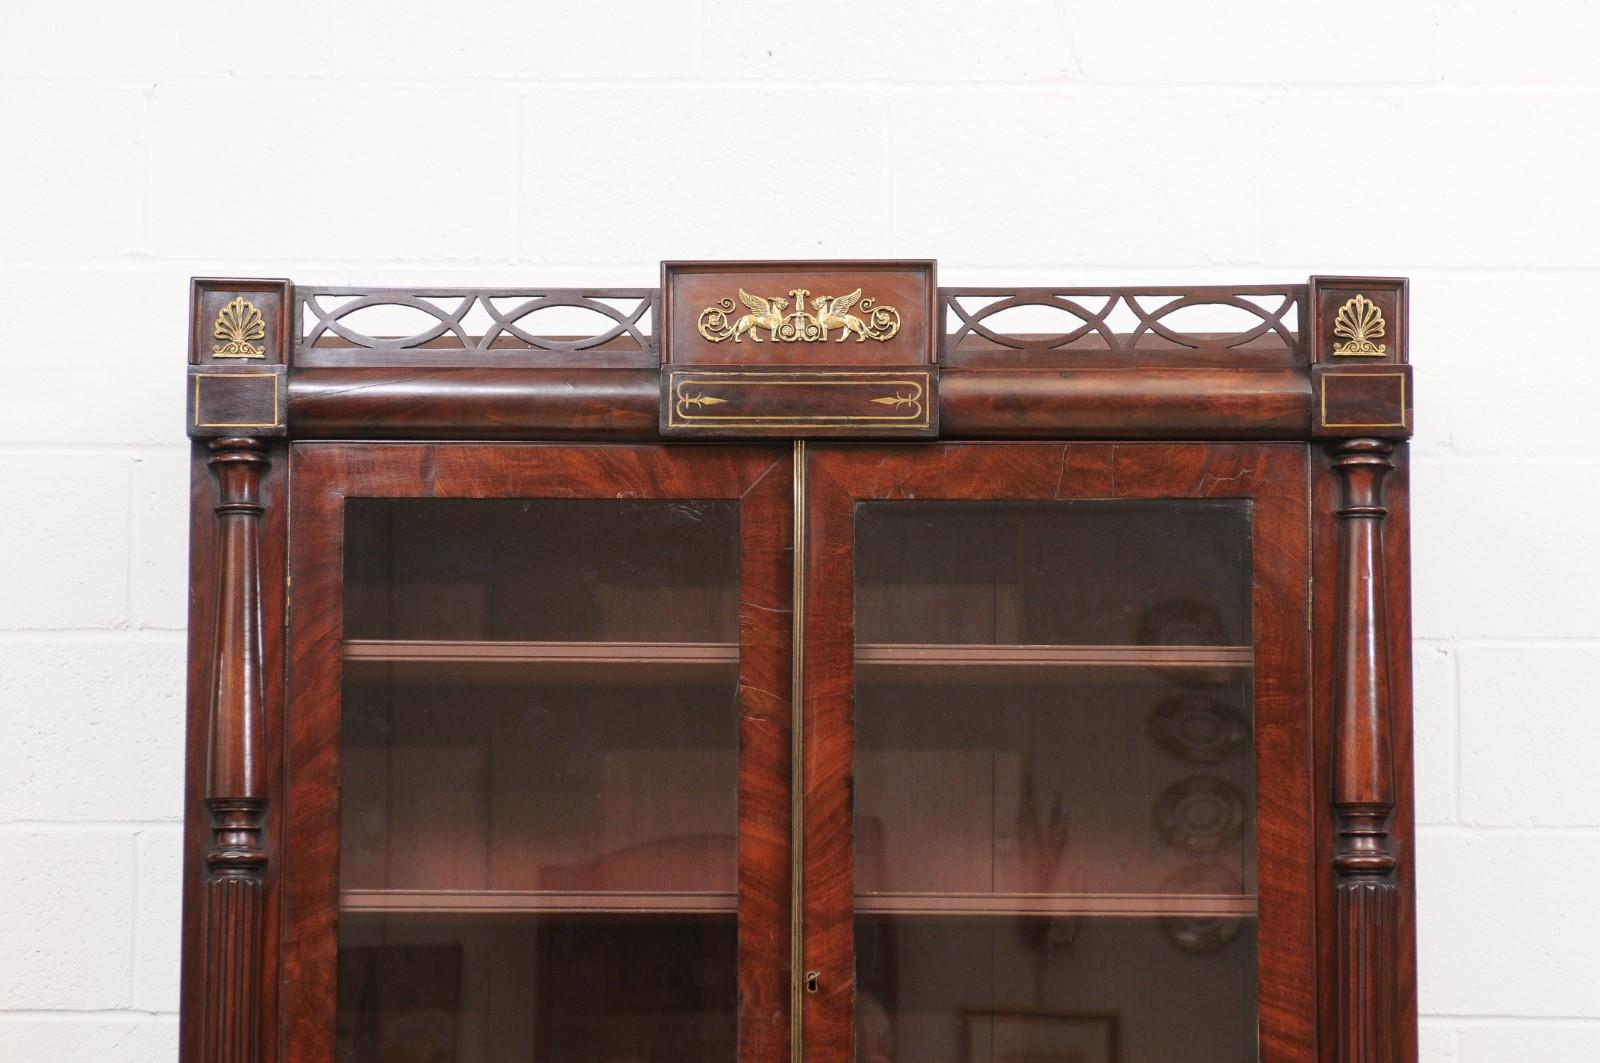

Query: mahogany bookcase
<box><xmin>180</xmin><ymin>262</ymin><xmax>1416</xmax><ymax>1063</ymax></box>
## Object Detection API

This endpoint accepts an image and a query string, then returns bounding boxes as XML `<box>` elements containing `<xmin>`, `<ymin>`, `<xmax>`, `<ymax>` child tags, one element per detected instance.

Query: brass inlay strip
<box><xmin>193</xmin><ymin>372</ymin><xmax>281</xmax><ymax>429</ymax></box>
<box><xmin>1320</xmin><ymin>371</ymin><xmax>1408</xmax><ymax>429</ymax></box>
<box><xmin>667</xmin><ymin>370</ymin><xmax>932</xmax><ymax>430</ymax></box>
<box><xmin>790</xmin><ymin>439</ymin><xmax>806</xmax><ymax>1063</ymax></box>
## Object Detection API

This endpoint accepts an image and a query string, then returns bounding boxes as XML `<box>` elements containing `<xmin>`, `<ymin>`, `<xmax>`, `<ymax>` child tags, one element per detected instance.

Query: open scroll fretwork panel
<box><xmin>940</xmin><ymin>286</ymin><xmax>1305</xmax><ymax>365</ymax></box>
<box><xmin>295</xmin><ymin>287</ymin><xmax>658</xmax><ymax>366</ymax></box>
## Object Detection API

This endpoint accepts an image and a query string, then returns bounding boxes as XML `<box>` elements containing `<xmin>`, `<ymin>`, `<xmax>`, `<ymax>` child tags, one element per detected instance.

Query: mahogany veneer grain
<box><xmin>180</xmin><ymin>267</ymin><xmax>1417</xmax><ymax>1063</ymax></box>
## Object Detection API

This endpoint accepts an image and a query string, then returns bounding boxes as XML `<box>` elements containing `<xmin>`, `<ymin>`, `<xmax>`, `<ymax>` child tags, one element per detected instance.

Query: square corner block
<box><xmin>1309</xmin><ymin>276</ymin><xmax>1409</xmax><ymax>364</ymax></box>
<box><xmin>190</xmin><ymin>278</ymin><xmax>292</xmax><ymax>365</ymax></box>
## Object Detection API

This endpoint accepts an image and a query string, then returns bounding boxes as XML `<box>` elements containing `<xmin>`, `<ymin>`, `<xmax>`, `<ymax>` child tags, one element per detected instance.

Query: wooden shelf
<box><xmin>344</xmin><ymin>639</ymin><xmax>1251</xmax><ymax>685</ymax></box>
<box><xmin>340</xmin><ymin>889</ymin><xmax>736</xmax><ymax>916</ymax></box>
<box><xmin>342</xmin><ymin>639</ymin><xmax>739</xmax><ymax>685</ymax></box>
<box><xmin>339</xmin><ymin>889</ymin><xmax>1253</xmax><ymax>919</ymax></box>
<box><xmin>854</xmin><ymin>891</ymin><xmax>1258</xmax><ymax>918</ymax></box>
<box><xmin>856</xmin><ymin>642</ymin><xmax>1252</xmax><ymax>684</ymax></box>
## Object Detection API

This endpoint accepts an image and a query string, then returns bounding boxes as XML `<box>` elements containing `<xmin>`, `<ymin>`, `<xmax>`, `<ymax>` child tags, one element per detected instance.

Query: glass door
<box><xmin>284</xmin><ymin>445</ymin><xmax>793</xmax><ymax>1063</ymax></box>
<box><xmin>803</xmin><ymin>444</ymin><xmax>1314</xmax><ymax>1063</ymax></box>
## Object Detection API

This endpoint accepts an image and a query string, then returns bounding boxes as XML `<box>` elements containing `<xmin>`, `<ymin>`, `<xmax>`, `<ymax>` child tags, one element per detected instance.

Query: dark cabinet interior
<box><xmin>336</xmin><ymin>498</ymin><xmax>743</xmax><ymax>1062</ymax></box>
<box><xmin>852</xmin><ymin>499</ymin><xmax>1258</xmax><ymax>1063</ymax></box>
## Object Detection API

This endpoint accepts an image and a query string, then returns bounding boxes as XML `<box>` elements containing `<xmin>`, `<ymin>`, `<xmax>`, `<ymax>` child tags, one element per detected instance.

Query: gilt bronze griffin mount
<box><xmin>697</xmin><ymin>287</ymin><xmax>902</xmax><ymax>344</ymax></box>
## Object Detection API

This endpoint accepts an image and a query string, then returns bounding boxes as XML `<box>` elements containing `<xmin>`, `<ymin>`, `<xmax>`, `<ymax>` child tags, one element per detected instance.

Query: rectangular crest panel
<box><xmin>662</xmin><ymin>260</ymin><xmax>936</xmax><ymax>366</ymax></box>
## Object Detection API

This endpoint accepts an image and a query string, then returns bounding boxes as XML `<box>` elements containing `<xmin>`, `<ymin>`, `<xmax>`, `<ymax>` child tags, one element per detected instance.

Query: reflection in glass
<box><xmin>337</xmin><ymin>500</ymin><xmax>740</xmax><ymax>1063</ymax></box>
<box><xmin>855</xmin><ymin>501</ymin><xmax>1257</xmax><ymax>1063</ymax></box>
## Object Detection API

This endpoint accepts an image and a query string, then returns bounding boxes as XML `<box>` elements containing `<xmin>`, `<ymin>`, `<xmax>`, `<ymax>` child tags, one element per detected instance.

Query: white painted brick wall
<box><xmin>1</xmin><ymin>1</ymin><xmax>1595</xmax><ymax>1058</ymax></box>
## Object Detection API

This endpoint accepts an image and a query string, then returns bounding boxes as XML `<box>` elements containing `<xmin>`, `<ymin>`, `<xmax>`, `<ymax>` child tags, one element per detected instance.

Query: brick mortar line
<box><xmin>5</xmin><ymin>76</ymin><xmax>1600</xmax><ymax>93</ymax></box>
<box><xmin>0</xmin><ymin>1011</ymin><xmax>176</xmax><ymax>1022</ymax></box>
<box><xmin>0</xmin><ymin>445</ymin><xmax>186</xmax><ymax>454</ymax></box>
<box><xmin>1418</xmin><ymin>1015</ymin><xmax>1600</xmax><ymax>1026</ymax></box>
<box><xmin>0</xmin><ymin>822</ymin><xmax>182</xmax><ymax>831</ymax></box>
<box><xmin>0</xmin><ymin>629</ymin><xmax>186</xmax><ymax>641</ymax></box>
<box><xmin>1413</xmin><ymin>633</ymin><xmax>1600</xmax><ymax>643</ymax></box>
<box><xmin>1417</xmin><ymin>824</ymin><xmax>1600</xmax><ymax>833</ymax></box>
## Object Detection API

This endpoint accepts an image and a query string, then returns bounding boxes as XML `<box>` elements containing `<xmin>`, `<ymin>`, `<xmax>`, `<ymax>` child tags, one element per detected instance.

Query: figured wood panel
<box><xmin>287</xmin><ymin>368</ymin><xmax>662</xmax><ymax>440</ymax></box>
<box><xmin>283</xmin><ymin>364</ymin><xmax>1334</xmax><ymax>443</ymax></box>
<box><xmin>939</xmin><ymin>367</ymin><xmax>1314</xmax><ymax>440</ymax></box>
<box><xmin>803</xmin><ymin>443</ymin><xmax>1314</xmax><ymax>1063</ymax></box>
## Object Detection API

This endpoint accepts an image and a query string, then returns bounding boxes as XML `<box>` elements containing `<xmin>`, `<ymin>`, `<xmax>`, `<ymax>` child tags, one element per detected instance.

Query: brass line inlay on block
<box><xmin>1319</xmin><ymin>371</ymin><xmax>1408</xmax><ymax>429</ymax></box>
<box><xmin>698</xmin><ymin>287</ymin><xmax>902</xmax><ymax>344</ymax></box>
<box><xmin>677</xmin><ymin>391</ymin><xmax>728</xmax><ymax>411</ymax></box>
<box><xmin>193</xmin><ymin>372</ymin><xmax>281</xmax><ymax>429</ymax></box>
<box><xmin>1330</xmin><ymin>293</ymin><xmax>1388</xmax><ymax>357</ymax></box>
<box><xmin>212</xmin><ymin>296</ymin><xmax>268</xmax><ymax>359</ymax></box>
<box><xmin>667</xmin><ymin>371</ymin><xmax>931</xmax><ymax>430</ymax></box>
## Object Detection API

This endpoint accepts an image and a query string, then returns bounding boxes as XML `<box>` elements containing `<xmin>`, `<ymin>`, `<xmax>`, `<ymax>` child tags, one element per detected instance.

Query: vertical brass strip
<box><xmin>790</xmin><ymin>439</ymin><xmax>807</xmax><ymax>1063</ymax></box>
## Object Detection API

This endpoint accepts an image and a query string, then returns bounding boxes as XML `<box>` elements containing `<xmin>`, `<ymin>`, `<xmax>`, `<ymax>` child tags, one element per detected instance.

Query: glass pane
<box><xmin>855</xmin><ymin>501</ymin><xmax>1257</xmax><ymax>1063</ymax></box>
<box><xmin>338</xmin><ymin>499</ymin><xmax>740</xmax><ymax>1063</ymax></box>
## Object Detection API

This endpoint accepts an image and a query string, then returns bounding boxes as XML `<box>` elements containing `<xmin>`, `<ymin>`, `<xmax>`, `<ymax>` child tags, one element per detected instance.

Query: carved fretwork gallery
<box><xmin>180</xmin><ymin>263</ymin><xmax>1416</xmax><ymax>1063</ymax></box>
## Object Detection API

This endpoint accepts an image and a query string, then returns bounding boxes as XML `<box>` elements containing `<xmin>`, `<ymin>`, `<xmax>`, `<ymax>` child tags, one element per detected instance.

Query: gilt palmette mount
<box><xmin>212</xmin><ymin>296</ymin><xmax>268</xmax><ymax>359</ymax></box>
<box><xmin>697</xmin><ymin>287</ymin><xmax>902</xmax><ymax>344</ymax></box>
<box><xmin>1331</xmin><ymin>293</ymin><xmax>1387</xmax><ymax>357</ymax></box>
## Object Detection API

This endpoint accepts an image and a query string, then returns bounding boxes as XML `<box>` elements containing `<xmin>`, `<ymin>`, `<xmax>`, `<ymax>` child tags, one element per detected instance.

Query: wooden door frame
<box><xmin>799</xmin><ymin>442</ymin><xmax>1316</xmax><ymax>1063</ymax></box>
<box><xmin>279</xmin><ymin>442</ymin><xmax>793</xmax><ymax>1063</ymax></box>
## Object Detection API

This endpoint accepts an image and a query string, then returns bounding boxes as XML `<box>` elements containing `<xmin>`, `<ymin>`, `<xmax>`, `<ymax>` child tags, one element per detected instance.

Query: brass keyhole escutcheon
<box><xmin>805</xmin><ymin>971</ymin><xmax>820</xmax><ymax>994</ymax></box>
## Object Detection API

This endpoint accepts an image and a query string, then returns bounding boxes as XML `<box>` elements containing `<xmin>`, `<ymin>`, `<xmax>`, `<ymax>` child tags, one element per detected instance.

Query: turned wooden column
<box><xmin>201</xmin><ymin>437</ymin><xmax>270</xmax><ymax>1063</ymax></box>
<box><xmin>1331</xmin><ymin>438</ymin><xmax>1399</xmax><ymax>1063</ymax></box>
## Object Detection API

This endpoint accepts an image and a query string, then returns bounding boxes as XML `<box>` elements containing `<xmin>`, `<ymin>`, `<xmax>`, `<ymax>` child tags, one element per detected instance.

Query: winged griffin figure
<box><xmin>730</xmin><ymin>288</ymin><xmax>787</xmax><ymax>342</ymax></box>
<box><xmin>812</xmin><ymin>288</ymin><xmax>871</xmax><ymax>342</ymax></box>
